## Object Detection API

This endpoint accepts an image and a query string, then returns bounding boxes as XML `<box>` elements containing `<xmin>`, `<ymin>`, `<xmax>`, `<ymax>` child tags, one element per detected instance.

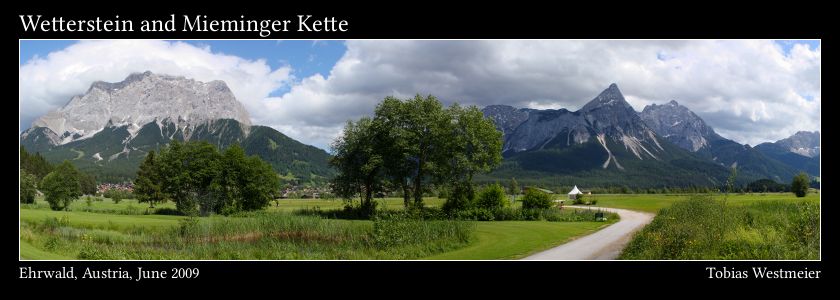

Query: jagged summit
<box><xmin>20</xmin><ymin>72</ymin><xmax>335</xmax><ymax>183</ymax></box>
<box><xmin>484</xmin><ymin>83</ymin><xmax>663</xmax><ymax>169</ymax></box>
<box><xmin>581</xmin><ymin>83</ymin><xmax>633</xmax><ymax>112</ymax></box>
<box><xmin>641</xmin><ymin>100</ymin><xmax>722</xmax><ymax>152</ymax></box>
<box><xmin>30</xmin><ymin>71</ymin><xmax>251</xmax><ymax>145</ymax></box>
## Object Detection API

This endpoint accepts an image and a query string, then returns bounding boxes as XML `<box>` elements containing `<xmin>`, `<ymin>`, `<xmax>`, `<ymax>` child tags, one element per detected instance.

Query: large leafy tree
<box><xmin>156</xmin><ymin>141</ymin><xmax>222</xmax><ymax>216</ymax></box>
<box><xmin>440</xmin><ymin>104</ymin><xmax>503</xmax><ymax>206</ymax></box>
<box><xmin>372</xmin><ymin>97</ymin><xmax>415</xmax><ymax>207</ymax></box>
<box><xmin>152</xmin><ymin>141</ymin><xmax>278</xmax><ymax>215</ymax></box>
<box><xmin>330</xmin><ymin>117</ymin><xmax>385</xmax><ymax>212</ymax></box>
<box><xmin>213</xmin><ymin>144</ymin><xmax>280</xmax><ymax>213</ymax></box>
<box><xmin>40</xmin><ymin>161</ymin><xmax>82</xmax><ymax>211</ymax></box>
<box><xmin>402</xmin><ymin>95</ymin><xmax>452</xmax><ymax>208</ymax></box>
<box><xmin>334</xmin><ymin>94</ymin><xmax>503</xmax><ymax>210</ymax></box>
<box><xmin>135</xmin><ymin>150</ymin><xmax>166</xmax><ymax>208</ymax></box>
<box><xmin>20</xmin><ymin>169</ymin><xmax>38</xmax><ymax>204</ymax></box>
<box><xmin>76</xmin><ymin>171</ymin><xmax>97</xmax><ymax>196</ymax></box>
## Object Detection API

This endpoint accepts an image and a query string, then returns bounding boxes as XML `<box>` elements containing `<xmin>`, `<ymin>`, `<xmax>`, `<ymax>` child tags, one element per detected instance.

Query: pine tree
<box><xmin>509</xmin><ymin>178</ymin><xmax>520</xmax><ymax>195</ymax></box>
<box><xmin>135</xmin><ymin>151</ymin><xmax>166</xmax><ymax>208</ymax></box>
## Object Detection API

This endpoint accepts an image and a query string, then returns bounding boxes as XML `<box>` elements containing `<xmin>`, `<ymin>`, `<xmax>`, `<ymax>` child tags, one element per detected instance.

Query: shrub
<box><xmin>522</xmin><ymin>188</ymin><xmax>553</xmax><ymax>209</ymax></box>
<box><xmin>476</xmin><ymin>183</ymin><xmax>507</xmax><ymax>209</ymax></box>
<box><xmin>791</xmin><ymin>172</ymin><xmax>809</xmax><ymax>198</ymax></box>
<box><xmin>103</xmin><ymin>189</ymin><xmax>134</xmax><ymax>204</ymax></box>
<box><xmin>442</xmin><ymin>183</ymin><xmax>475</xmax><ymax>212</ymax></box>
<box><xmin>573</xmin><ymin>194</ymin><xmax>596</xmax><ymax>205</ymax></box>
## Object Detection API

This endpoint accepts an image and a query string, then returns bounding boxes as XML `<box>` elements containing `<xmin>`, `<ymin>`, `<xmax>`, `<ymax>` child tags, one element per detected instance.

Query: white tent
<box><xmin>568</xmin><ymin>185</ymin><xmax>582</xmax><ymax>200</ymax></box>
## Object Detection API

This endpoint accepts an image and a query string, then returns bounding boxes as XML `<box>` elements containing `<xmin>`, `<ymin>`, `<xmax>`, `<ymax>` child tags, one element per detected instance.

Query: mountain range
<box><xmin>20</xmin><ymin>71</ymin><xmax>333</xmax><ymax>183</ymax></box>
<box><xmin>482</xmin><ymin>84</ymin><xmax>819</xmax><ymax>188</ymax></box>
<box><xmin>20</xmin><ymin>73</ymin><xmax>818</xmax><ymax>188</ymax></box>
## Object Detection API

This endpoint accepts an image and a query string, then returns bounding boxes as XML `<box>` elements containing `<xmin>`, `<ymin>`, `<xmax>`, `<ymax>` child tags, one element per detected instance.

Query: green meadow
<box><xmin>20</xmin><ymin>192</ymin><xmax>819</xmax><ymax>260</ymax></box>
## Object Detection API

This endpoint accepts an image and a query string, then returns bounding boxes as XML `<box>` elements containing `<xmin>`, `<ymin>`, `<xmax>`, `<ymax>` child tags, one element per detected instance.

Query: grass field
<box><xmin>426</xmin><ymin>221</ymin><xmax>613</xmax><ymax>260</ymax></box>
<box><xmin>620</xmin><ymin>195</ymin><xmax>820</xmax><ymax>260</ymax></box>
<box><xmin>589</xmin><ymin>192</ymin><xmax>819</xmax><ymax>213</ymax></box>
<box><xmin>20</xmin><ymin>239</ymin><xmax>72</xmax><ymax>260</ymax></box>
<box><xmin>20</xmin><ymin>192</ymin><xmax>819</xmax><ymax>260</ymax></box>
<box><xmin>21</xmin><ymin>209</ymin><xmax>182</xmax><ymax>230</ymax></box>
<box><xmin>20</xmin><ymin>196</ymin><xmax>606</xmax><ymax>260</ymax></box>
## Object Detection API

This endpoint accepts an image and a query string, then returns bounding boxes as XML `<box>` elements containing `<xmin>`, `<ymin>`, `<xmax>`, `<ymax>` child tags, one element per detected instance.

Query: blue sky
<box><xmin>20</xmin><ymin>40</ymin><xmax>347</xmax><ymax>96</ymax></box>
<box><xmin>774</xmin><ymin>40</ymin><xmax>820</xmax><ymax>55</ymax></box>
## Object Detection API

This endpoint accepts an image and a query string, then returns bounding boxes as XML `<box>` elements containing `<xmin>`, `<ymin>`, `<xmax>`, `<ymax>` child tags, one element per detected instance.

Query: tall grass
<box><xmin>620</xmin><ymin>195</ymin><xmax>819</xmax><ymax>260</ymax></box>
<box><xmin>296</xmin><ymin>206</ymin><xmax>617</xmax><ymax>222</ymax></box>
<box><xmin>21</xmin><ymin>211</ymin><xmax>475</xmax><ymax>260</ymax></box>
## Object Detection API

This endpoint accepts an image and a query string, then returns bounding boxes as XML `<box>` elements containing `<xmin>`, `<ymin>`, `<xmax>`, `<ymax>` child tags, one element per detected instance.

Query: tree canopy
<box><xmin>330</xmin><ymin>117</ymin><xmax>384</xmax><ymax>214</ymax></box>
<box><xmin>331</xmin><ymin>94</ymin><xmax>503</xmax><ymax>211</ymax></box>
<box><xmin>40</xmin><ymin>161</ymin><xmax>83</xmax><ymax>211</ymax></box>
<box><xmin>20</xmin><ymin>169</ymin><xmax>38</xmax><ymax>204</ymax></box>
<box><xmin>20</xmin><ymin>146</ymin><xmax>53</xmax><ymax>180</ymax></box>
<box><xmin>138</xmin><ymin>141</ymin><xmax>279</xmax><ymax>215</ymax></box>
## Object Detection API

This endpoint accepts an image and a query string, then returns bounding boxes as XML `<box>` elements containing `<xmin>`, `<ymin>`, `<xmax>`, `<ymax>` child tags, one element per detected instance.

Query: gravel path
<box><xmin>522</xmin><ymin>206</ymin><xmax>654</xmax><ymax>260</ymax></box>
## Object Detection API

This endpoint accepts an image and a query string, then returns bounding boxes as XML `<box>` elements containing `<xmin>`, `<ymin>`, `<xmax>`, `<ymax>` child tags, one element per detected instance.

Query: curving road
<box><xmin>522</xmin><ymin>206</ymin><xmax>654</xmax><ymax>260</ymax></box>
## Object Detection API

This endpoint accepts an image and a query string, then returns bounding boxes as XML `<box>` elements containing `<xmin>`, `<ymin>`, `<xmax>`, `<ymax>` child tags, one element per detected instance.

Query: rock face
<box><xmin>485</xmin><ymin>84</ymin><xmax>663</xmax><ymax>163</ymax></box>
<box><xmin>20</xmin><ymin>71</ymin><xmax>333</xmax><ymax>182</ymax></box>
<box><xmin>755</xmin><ymin>131</ymin><xmax>820</xmax><ymax>176</ymax></box>
<box><xmin>482</xmin><ymin>105</ymin><xmax>531</xmax><ymax>137</ymax></box>
<box><xmin>29</xmin><ymin>71</ymin><xmax>252</xmax><ymax>145</ymax></box>
<box><xmin>481</xmin><ymin>83</ymin><xmax>806</xmax><ymax>184</ymax></box>
<box><xmin>773</xmin><ymin>131</ymin><xmax>820</xmax><ymax>158</ymax></box>
<box><xmin>640</xmin><ymin>100</ymin><xmax>722</xmax><ymax>152</ymax></box>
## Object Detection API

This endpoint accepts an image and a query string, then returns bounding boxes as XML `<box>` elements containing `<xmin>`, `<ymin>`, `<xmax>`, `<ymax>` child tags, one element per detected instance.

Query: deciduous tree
<box><xmin>40</xmin><ymin>161</ymin><xmax>82</xmax><ymax>211</ymax></box>
<box><xmin>791</xmin><ymin>172</ymin><xmax>809</xmax><ymax>198</ymax></box>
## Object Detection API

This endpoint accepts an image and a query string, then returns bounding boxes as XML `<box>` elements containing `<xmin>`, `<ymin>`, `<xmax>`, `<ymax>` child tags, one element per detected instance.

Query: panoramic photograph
<box><xmin>18</xmin><ymin>40</ymin><xmax>820</xmax><ymax>260</ymax></box>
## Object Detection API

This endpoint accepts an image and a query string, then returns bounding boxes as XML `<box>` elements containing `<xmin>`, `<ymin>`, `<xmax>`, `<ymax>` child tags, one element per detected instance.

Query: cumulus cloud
<box><xmin>267</xmin><ymin>40</ymin><xmax>820</xmax><ymax>147</ymax></box>
<box><xmin>20</xmin><ymin>40</ymin><xmax>820</xmax><ymax>149</ymax></box>
<box><xmin>19</xmin><ymin>40</ymin><xmax>292</xmax><ymax>134</ymax></box>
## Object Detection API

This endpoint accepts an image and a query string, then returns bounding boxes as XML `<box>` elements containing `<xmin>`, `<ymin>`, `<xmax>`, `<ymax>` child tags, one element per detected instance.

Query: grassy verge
<box><xmin>620</xmin><ymin>195</ymin><xmax>819</xmax><ymax>260</ymax></box>
<box><xmin>20</xmin><ymin>239</ymin><xmax>72</xmax><ymax>260</ymax></box>
<box><xmin>424</xmin><ymin>220</ymin><xmax>614</xmax><ymax>260</ymax></box>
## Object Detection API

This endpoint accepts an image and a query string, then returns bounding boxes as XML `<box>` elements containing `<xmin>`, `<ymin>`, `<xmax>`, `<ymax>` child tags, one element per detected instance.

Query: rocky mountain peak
<box><xmin>581</xmin><ymin>83</ymin><xmax>632</xmax><ymax>112</ymax></box>
<box><xmin>640</xmin><ymin>100</ymin><xmax>721</xmax><ymax>152</ymax></box>
<box><xmin>30</xmin><ymin>71</ymin><xmax>252</xmax><ymax>145</ymax></box>
<box><xmin>776</xmin><ymin>131</ymin><xmax>820</xmax><ymax>157</ymax></box>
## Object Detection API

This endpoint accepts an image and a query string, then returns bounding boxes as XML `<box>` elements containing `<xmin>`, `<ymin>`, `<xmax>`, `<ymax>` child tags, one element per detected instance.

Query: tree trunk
<box><xmin>402</xmin><ymin>180</ymin><xmax>411</xmax><ymax>208</ymax></box>
<box><xmin>364</xmin><ymin>182</ymin><xmax>373</xmax><ymax>206</ymax></box>
<box><xmin>413</xmin><ymin>157</ymin><xmax>424</xmax><ymax>208</ymax></box>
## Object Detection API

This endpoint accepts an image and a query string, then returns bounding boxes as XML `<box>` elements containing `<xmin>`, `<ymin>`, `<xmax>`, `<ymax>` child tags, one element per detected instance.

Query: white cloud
<box><xmin>19</xmin><ymin>40</ymin><xmax>292</xmax><ymax>134</ymax></box>
<box><xmin>267</xmin><ymin>40</ymin><xmax>820</xmax><ymax>147</ymax></box>
<box><xmin>21</xmin><ymin>40</ymin><xmax>820</xmax><ymax>149</ymax></box>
